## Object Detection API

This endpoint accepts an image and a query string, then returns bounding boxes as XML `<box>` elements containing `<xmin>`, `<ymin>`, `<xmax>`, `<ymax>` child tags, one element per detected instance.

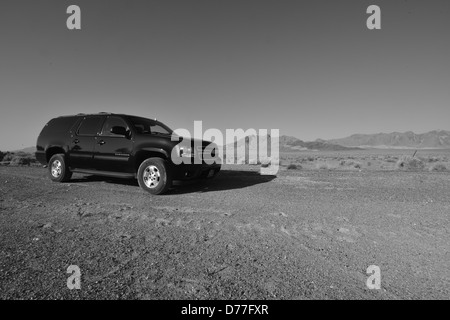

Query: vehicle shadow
<box><xmin>69</xmin><ymin>175</ymin><xmax>139</xmax><ymax>187</ymax></box>
<box><xmin>166</xmin><ymin>170</ymin><xmax>277</xmax><ymax>194</ymax></box>
<box><xmin>68</xmin><ymin>170</ymin><xmax>276</xmax><ymax>194</ymax></box>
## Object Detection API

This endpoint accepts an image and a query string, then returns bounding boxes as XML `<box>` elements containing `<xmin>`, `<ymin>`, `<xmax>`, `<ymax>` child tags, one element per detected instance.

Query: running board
<box><xmin>71</xmin><ymin>169</ymin><xmax>136</xmax><ymax>179</ymax></box>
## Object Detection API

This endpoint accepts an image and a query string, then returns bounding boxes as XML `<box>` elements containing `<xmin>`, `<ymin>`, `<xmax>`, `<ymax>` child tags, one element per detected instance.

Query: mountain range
<box><xmin>224</xmin><ymin>130</ymin><xmax>450</xmax><ymax>152</ymax></box>
<box><xmin>327</xmin><ymin>130</ymin><xmax>450</xmax><ymax>149</ymax></box>
<box><xmin>278</xmin><ymin>136</ymin><xmax>360</xmax><ymax>152</ymax></box>
<box><xmin>223</xmin><ymin>134</ymin><xmax>360</xmax><ymax>153</ymax></box>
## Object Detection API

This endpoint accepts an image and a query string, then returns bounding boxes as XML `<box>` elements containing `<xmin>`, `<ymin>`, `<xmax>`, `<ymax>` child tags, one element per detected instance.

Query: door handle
<box><xmin>98</xmin><ymin>140</ymin><xmax>105</xmax><ymax>145</ymax></box>
<box><xmin>73</xmin><ymin>139</ymin><xmax>79</xmax><ymax>144</ymax></box>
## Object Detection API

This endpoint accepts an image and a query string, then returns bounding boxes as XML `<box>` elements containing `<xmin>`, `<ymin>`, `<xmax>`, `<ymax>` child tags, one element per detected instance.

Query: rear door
<box><xmin>93</xmin><ymin>116</ymin><xmax>134</xmax><ymax>173</ymax></box>
<box><xmin>69</xmin><ymin>116</ymin><xmax>105</xmax><ymax>169</ymax></box>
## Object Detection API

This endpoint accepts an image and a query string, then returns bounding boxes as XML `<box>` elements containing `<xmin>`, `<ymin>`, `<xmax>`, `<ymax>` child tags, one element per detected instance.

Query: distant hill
<box><xmin>279</xmin><ymin>136</ymin><xmax>360</xmax><ymax>152</ymax></box>
<box><xmin>11</xmin><ymin>146</ymin><xmax>36</xmax><ymax>154</ymax></box>
<box><xmin>222</xmin><ymin>134</ymin><xmax>359</xmax><ymax>155</ymax></box>
<box><xmin>327</xmin><ymin>130</ymin><xmax>450</xmax><ymax>149</ymax></box>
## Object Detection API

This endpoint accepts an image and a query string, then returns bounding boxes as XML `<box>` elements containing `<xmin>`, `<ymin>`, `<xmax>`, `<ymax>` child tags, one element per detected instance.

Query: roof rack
<box><xmin>73</xmin><ymin>112</ymin><xmax>112</xmax><ymax>116</ymax></box>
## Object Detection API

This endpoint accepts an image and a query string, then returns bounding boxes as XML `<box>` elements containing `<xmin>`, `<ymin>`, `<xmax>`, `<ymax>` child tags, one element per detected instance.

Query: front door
<box><xmin>93</xmin><ymin>116</ymin><xmax>134</xmax><ymax>173</ymax></box>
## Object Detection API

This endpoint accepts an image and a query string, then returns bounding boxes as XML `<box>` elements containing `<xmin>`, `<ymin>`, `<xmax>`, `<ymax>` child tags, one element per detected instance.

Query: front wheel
<box><xmin>48</xmin><ymin>154</ymin><xmax>72</xmax><ymax>182</ymax></box>
<box><xmin>137</xmin><ymin>158</ymin><xmax>172</xmax><ymax>195</ymax></box>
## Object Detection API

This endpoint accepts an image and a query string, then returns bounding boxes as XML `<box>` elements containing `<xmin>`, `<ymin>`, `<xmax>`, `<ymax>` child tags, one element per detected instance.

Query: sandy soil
<box><xmin>1</xmin><ymin>164</ymin><xmax>449</xmax><ymax>299</ymax></box>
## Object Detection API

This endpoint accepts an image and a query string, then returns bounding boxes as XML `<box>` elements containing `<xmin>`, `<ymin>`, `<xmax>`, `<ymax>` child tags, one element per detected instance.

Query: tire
<box><xmin>48</xmin><ymin>154</ymin><xmax>72</xmax><ymax>182</ymax></box>
<box><xmin>137</xmin><ymin>158</ymin><xmax>172</xmax><ymax>195</ymax></box>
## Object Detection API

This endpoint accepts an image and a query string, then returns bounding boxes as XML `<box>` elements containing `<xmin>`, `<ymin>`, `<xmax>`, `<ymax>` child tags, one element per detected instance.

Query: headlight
<box><xmin>180</xmin><ymin>146</ymin><xmax>194</xmax><ymax>157</ymax></box>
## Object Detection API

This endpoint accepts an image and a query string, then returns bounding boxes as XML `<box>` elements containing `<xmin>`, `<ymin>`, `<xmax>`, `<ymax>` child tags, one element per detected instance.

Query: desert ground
<box><xmin>1</xmin><ymin>150</ymin><xmax>449</xmax><ymax>299</ymax></box>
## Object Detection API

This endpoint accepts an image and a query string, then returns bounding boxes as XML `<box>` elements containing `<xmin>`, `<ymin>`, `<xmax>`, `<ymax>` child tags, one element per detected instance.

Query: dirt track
<box><xmin>1</xmin><ymin>165</ymin><xmax>449</xmax><ymax>299</ymax></box>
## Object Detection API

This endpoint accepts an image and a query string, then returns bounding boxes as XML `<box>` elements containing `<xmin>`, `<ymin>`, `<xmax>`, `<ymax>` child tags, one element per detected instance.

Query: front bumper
<box><xmin>171</xmin><ymin>161</ymin><xmax>221</xmax><ymax>180</ymax></box>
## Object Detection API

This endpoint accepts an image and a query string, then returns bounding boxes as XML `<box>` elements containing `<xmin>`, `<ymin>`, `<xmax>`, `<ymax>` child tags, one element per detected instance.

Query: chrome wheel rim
<box><xmin>143</xmin><ymin>165</ymin><xmax>160</xmax><ymax>189</ymax></box>
<box><xmin>51</xmin><ymin>160</ymin><xmax>62</xmax><ymax>177</ymax></box>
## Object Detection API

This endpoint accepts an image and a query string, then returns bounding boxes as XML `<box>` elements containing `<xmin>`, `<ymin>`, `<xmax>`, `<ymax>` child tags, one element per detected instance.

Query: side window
<box><xmin>77</xmin><ymin>117</ymin><xmax>103</xmax><ymax>136</ymax></box>
<box><xmin>151</xmin><ymin>124</ymin><xmax>170</xmax><ymax>135</ymax></box>
<box><xmin>101</xmin><ymin>117</ymin><xmax>129</xmax><ymax>136</ymax></box>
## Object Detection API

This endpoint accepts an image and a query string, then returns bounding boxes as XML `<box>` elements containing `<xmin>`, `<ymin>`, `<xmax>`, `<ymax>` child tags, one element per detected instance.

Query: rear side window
<box><xmin>101</xmin><ymin>116</ymin><xmax>129</xmax><ymax>136</ymax></box>
<box><xmin>46</xmin><ymin>117</ymin><xmax>79</xmax><ymax>132</ymax></box>
<box><xmin>77</xmin><ymin>117</ymin><xmax>103</xmax><ymax>136</ymax></box>
<box><xmin>38</xmin><ymin>117</ymin><xmax>79</xmax><ymax>138</ymax></box>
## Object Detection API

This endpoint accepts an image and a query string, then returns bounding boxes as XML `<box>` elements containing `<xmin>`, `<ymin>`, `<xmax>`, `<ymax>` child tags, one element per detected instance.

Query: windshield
<box><xmin>128</xmin><ymin>116</ymin><xmax>173</xmax><ymax>135</ymax></box>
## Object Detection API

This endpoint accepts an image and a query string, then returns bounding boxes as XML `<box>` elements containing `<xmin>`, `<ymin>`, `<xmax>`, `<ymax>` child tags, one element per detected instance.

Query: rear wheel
<box><xmin>48</xmin><ymin>154</ymin><xmax>72</xmax><ymax>182</ymax></box>
<box><xmin>137</xmin><ymin>158</ymin><xmax>172</xmax><ymax>195</ymax></box>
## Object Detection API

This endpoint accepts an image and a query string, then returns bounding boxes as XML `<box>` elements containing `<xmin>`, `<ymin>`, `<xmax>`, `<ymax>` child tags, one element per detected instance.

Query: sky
<box><xmin>0</xmin><ymin>0</ymin><xmax>449</xmax><ymax>150</ymax></box>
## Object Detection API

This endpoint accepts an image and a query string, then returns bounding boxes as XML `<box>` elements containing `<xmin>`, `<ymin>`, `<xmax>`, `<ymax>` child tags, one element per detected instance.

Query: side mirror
<box><xmin>110</xmin><ymin>126</ymin><xmax>128</xmax><ymax>137</ymax></box>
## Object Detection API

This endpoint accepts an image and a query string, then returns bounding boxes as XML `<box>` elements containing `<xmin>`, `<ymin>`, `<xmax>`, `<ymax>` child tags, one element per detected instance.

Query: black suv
<box><xmin>36</xmin><ymin>113</ymin><xmax>221</xmax><ymax>194</ymax></box>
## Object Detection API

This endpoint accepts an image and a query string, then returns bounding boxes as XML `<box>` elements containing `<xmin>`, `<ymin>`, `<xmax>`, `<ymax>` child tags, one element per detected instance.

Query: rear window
<box><xmin>77</xmin><ymin>117</ymin><xmax>103</xmax><ymax>136</ymax></box>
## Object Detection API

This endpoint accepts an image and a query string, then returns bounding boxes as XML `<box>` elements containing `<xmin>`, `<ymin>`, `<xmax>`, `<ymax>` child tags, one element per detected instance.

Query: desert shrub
<box><xmin>236</xmin><ymin>157</ymin><xmax>246</xmax><ymax>164</ymax></box>
<box><xmin>2</xmin><ymin>153</ymin><xmax>14</xmax><ymax>162</ymax></box>
<box><xmin>260</xmin><ymin>160</ymin><xmax>271</xmax><ymax>168</ymax></box>
<box><xmin>429</xmin><ymin>163</ymin><xmax>447</xmax><ymax>172</ymax></box>
<box><xmin>316</xmin><ymin>162</ymin><xmax>332</xmax><ymax>170</ymax></box>
<box><xmin>396</xmin><ymin>156</ymin><xmax>425</xmax><ymax>171</ymax></box>
<box><xmin>428</xmin><ymin>157</ymin><xmax>439</xmax><ymax>163</ymax></box>
<box><xmin>287</xmin><ymin>163</ymin><xmax>300</xmax><ymax>170</ymax></box>
<box><xmin>339</xmin><ymin>160</ymin><xmax>361</xmax><ymax>169</ymax></box>
<box><xmin>10</xmin><ymin>156</ymin><xmax>32</xmax><ymax>166</ymax></box>
<box><xmin>17</xmin><ymin>151</ymin><xmax>34</xmax><ymax>158</ymax></box>
<box><xmin>353</xmin><ymin>162</ymin><xmax>362</xmax><ymax>169</ymax></box>
<box><xmin>417</xmin><ymin>156</ymin><xmax>427</xmax><ymax>163</ymax></box>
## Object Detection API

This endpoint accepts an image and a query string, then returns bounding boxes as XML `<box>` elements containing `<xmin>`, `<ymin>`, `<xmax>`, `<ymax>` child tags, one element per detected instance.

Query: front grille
<box><xmin>194</xmin><ymin>144</ymin><xmax>218</xmax><ymax>160</ymax></box>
